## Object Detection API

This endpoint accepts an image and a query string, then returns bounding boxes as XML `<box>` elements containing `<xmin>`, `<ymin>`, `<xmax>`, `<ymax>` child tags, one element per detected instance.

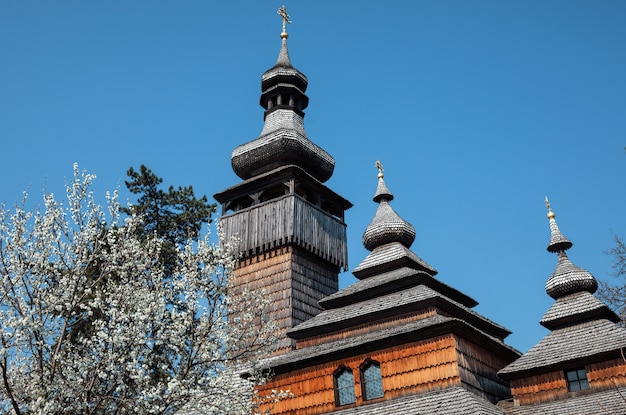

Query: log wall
<box><xmin>257</xmin><ymin>335</ymin><xmax>462</xmax><ymax>415</ymax></box>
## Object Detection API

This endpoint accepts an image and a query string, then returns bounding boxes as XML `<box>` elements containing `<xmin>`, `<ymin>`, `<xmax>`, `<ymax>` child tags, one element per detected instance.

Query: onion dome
<box><xmin>546</xmin><ymin>252</ymin><xmax>598</xmax><ymax>299</ymax></box>
<box><xmin>362</xmin><ymin>162</ymin><xmax>416</xmax><ymax>251</ymax></box>
<box><xmin>544</xmin><ymin>198</ymin><xmax>597</xmax><ymax>299</ymax></box>
<box><xmin>231</xmin><ymin>7</ymin><xmax>335</xmax><ymax>183</ymax></box>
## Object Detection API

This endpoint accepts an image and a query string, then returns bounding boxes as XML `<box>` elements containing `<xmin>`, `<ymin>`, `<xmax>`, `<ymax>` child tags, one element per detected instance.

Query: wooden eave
<box><xmin>353</xmin><ymin>243</ymin><xmax>437</xmax><ymax>279</ymax></box>
<box><xmin>498</xmin><ymin>348</ymin><xmax>623</xmax><ymax>382</ymax></box>
<box><xmin>539</xmin><ymin>291</ymin><xmax>620</xmax><ymax>330</ymax></box>
<box><xmin>265</xmin><ymin>315</ymin><xmax>520</xmax><ymax>376</ymax></box>
<box><xmin>288</xmin><ymin>289</ymin><xmax>511</xmax><ymax>341</ymax></box>
<box><xmin>261</xmin><ymin>68</ymin><xmax>308</xmax><ymax>90</ymax></box>
<box><xmin>540</xmin><ymin>307</ymin><xmax>620</xmax><ymax>330</ymax></box>
<box><xmin>319</xmin><ymin>267</ymin><xmax>478</xmax><ymax>310</ymax></box>
<box><xmin>213</xmin><ymin>164</ymin><xmax>352</xmax><ymax>211</ymax></box>
<box><xmin>498</xmin><ymin>319</ymin><xmax>626</xmax><ymax>380</ymax></box>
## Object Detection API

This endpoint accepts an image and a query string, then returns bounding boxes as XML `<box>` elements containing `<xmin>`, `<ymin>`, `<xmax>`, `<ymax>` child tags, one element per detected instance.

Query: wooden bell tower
<box><xmin>214</xmin><ymin>8</ymin><xmax>352</xmax><ymax>354</ymax></box>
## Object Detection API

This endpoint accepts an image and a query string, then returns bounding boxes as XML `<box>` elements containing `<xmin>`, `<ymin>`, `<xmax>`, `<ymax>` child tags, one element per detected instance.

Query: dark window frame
<box><xmin>333</xmin><ymin>365</ymin><xmax>356</xmax><ymax>407</ymax></box>
<box><xmin>360</xmin><ymin>359</ymin><xmax>384</xmax><ymax>401</ymax></box>
<box><xmin>565</xmin><ymin>368</ymin><xmax>590</xmax><ymax>392</ymax></box>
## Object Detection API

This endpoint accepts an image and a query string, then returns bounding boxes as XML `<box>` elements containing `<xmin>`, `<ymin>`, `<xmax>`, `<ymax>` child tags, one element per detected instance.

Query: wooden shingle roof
<box><xmin>498</xmin><ymin>318</ymin><xmax>626</xmax><ymax>379</ymax></box>
<box><xmin>265</xmin><ymin>314</ymin><xmax>518</xmax><ymax>375</ymax></box>
<box><xmin>230</xmin><ymin>33</ymin><xmax>335</xmax><ymax>183</ymax></box>
<box><xmin>497</xmin><ymin>387</ymin><xmax>626</xmax><ymax>415</ymax></box>
<box><xmin>287</xmin><ymin>283</ymin><xmax>511</xmax><ymax>341</ymax></box>
<box><xmin>330</xmin><ymin>387</ymin><xmax>508</xmax><ymax>415</ymax></box>
<box><xmin>545</xmin><ymin>251</ymin><xmax>598</xmax><ymax>299</ymax></box>
<box><xmin>353</xmin><ymin>242</ymin><xmax>437</xmax><ymax>278</ymax></box>
<box><xmin>318</xmin><ymin>266</ymin><xmax>477</xmax><ymax>310</ymax></box>
<box><xmin>500</xmin><ymin>203</ymin><xmax>626</xmax><ymax>380</ymax></box>
<box><xmin>354</xmin><ymin>172</ymin><xmax>437</xmax><ymax>278</ymax></box>
<box><xmin>540</xmin><ymin>290</ymin><xmax>619</xmax><ymax>330</ymax></box>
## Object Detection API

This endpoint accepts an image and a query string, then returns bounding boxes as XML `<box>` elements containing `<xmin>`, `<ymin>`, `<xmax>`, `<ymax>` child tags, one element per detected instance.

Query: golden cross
<box><xmin>278</xmin><ymin>6</ymin><xmax>291</xmax><ymax>33</ymax></box>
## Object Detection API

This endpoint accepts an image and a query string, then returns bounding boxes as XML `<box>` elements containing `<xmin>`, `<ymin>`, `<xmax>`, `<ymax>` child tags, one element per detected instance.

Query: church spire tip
<box><xmin>543</xmin><ymin>198</ymin><xmax>597</xmax><ymax>299</ymax></box>
<box><xmin>545</xmin><ymin>196</ymin><xmax>555</xmax><ymax>219</ymax></box>
<box><xmin>376</xmin><ymin>160</ymin><xmax>384</xmax><ymax>179</ymax></box>
<box><xmin>278</xmin><ymin>5</ymin><xmax>291</xmax><ymax>39</ymax></box>
<box><xmin>274</xmin><ymin>6</ymin><xmax>293</xmax><ymax>67</ymax></box>
<box><xmin>373</xmin><ymin>160</ymin><xmax>393</xmax><ymax>203</ymax></box>
<box><xmin>544</xmin><ymin>197</ymin><xmax>573</xmax><ymax>253</ymax></box>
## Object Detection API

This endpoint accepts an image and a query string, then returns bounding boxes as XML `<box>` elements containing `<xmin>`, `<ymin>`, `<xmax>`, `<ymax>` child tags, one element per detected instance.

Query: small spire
<box><xmin>356</xmin><ymin>161</ymin><xmax>437</xmax><ymax>278</ymax></box>
<box><xmin>545</xmin><ymin>196</ymin><xmax>555</xmax><ymax>219</ymax></box>
<box><xmin>543</xmin><ymin>198</ymin><xmax>597</xmax><ymax>299</ymax></box>
<box><xmin>373</xmin><ymin>161</ymin><xmax>393</xmax><ymax>203</ymax></box>
<box><xmin>545</xmin><ymin>197</ymin><xmax>573</xmax><ymax>253</ymax></box>
<box><xmin>274</xmin><ymin>6</ymin><xmax>293</xmax><ymax>68</ymax></box>
<box><xmin>363</xmin><ymin>161</ymin><xmax>415</xmax><ymax>250</ymax></box>
<box><xmin>278</xmin><ymin>5</ymin><xmax>291</xmax><ymax>39</ymax></box>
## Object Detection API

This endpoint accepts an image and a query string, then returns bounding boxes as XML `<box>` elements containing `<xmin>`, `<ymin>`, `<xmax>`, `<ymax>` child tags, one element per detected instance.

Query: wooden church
<box><xmin>213</xmin><ymin>8</ymin><xmax>626</xmax><ymax>415</ymax></box>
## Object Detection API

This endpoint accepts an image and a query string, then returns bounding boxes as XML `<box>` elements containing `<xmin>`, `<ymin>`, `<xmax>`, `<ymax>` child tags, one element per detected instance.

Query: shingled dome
<box><xmin>362</xmin><ymin>169</ymin><xmax>415</xmax><ymax>251</ymax></box>
<box><xmin>231</xmin><ymin>32</ymin><xmax>335</xmax><ymax>183</ymax></box>
<box><xmin>545</xmin><ymin>251</ymin><xmax>598</xmax><ymax>299</ymax></box>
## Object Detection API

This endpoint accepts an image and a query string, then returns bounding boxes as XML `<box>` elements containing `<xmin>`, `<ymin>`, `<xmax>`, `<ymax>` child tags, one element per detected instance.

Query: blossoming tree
<box><xmin>0</xmin><ymin>165</ymin><xmax>276</xmax><ymax>415</ymax></box>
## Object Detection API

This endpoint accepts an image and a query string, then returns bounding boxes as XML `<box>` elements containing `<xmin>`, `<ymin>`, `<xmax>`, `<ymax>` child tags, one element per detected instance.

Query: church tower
<box><xmin>214</xmin><ymin>7</ymin><xmax>352</xmax><ymax>354</ymax></box>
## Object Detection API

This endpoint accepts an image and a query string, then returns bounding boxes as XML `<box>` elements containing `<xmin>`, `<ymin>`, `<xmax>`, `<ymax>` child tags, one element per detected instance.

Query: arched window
<box><xmin>333</xmin><ymin>366</ymin><xmax>356</xmax><ymax>406</ymax></box>
<box><xmin>360</xmin><ymin>360</ymin><xmax>384</xmax><ymax>400</ymax></box>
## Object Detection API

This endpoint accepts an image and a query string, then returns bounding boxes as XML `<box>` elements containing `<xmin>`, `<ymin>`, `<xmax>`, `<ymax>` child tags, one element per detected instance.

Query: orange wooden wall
<box><xmin>256</xmin><ymin>335</ymin><xmax>462</xmax><ymax>415</ymax></box>
<box><xmin>509</xmin><ymin>357</ymin><xmax>626</xmax><ymax>405</ymax></box>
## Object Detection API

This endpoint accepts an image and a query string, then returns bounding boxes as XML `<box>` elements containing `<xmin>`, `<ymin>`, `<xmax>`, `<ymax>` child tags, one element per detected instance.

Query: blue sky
<box><xmin>1</xmin><ymin>1</ymin><xmax>625</xmax><ymax>353</ymax></box>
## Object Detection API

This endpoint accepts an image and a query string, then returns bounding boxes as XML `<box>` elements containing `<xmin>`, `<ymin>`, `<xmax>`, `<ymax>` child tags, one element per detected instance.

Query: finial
<box><xmin>545</xmin><ymin>196</ymin><xmax>555</xmax><ymax>219</ymax></box>
<box><xmin>545</xmin><ymin>197</ymin><xmax>573</xmax><ymax>253</ymax></box>
<box><xmin>376</xmin><ymin>160</ymin><xmax>384</xmax><ymax>179</ymax></box>
<box><xmin>278</xmin><ymin>5</ymin><xmax>291</xmax><ymax>39</ymax></box>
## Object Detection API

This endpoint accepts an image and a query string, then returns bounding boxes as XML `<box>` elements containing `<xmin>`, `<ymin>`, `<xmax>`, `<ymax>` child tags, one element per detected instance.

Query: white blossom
<box><xmin>0</xmin><ymin>164</ymin><xmax>278</xmax><ymax>415</ymax></box>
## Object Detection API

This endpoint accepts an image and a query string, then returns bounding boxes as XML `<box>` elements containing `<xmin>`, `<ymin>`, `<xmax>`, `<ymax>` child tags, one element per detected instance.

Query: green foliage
<box><xmin>122</xmin><ymin>164</ymin><xmax>216</xmax><ymax>244</ymax></box>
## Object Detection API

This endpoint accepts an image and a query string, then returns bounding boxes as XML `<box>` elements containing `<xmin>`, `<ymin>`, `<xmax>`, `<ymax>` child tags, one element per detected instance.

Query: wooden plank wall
<box><xmin>257</xmin><ymin>335</ymin><xmax>462</xmax><ymax>415</ymax></box>
<box><xmin>587</xmin><ymin>357</ymin><xmax>626</xmax><ymax>390</ymax></box>
<box><xmin>290</xmin><ymin>249</ymin><xmax>339</xmax><ymax>326</ymax></box>
<box><xmin>455</xmin><ymin>337</ymin><xmax>513</xmax><ymax>403</ymax></box>
<box><xmin>510</xmin><ymin>370</ymin><xmax>571</xmax><ymax>405</ymax></box>
<box><xmin>221</xmin><ymin>195</ymin><xmax>348</xmax><ymax>269</ymax></box>
<box><xmin>510</xmin><ymin>357</ymin><xmax>626</xmax><ymax>405</ymax></box>
<box><xmin>233</xmin><ymin>246</ymin><xmax>296</xmax><ymax>352</ymax></box>
<box><xmin>232</xmin><ymin>246</ymin><xmax>339</xmax><ymax>354</ymax></box>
